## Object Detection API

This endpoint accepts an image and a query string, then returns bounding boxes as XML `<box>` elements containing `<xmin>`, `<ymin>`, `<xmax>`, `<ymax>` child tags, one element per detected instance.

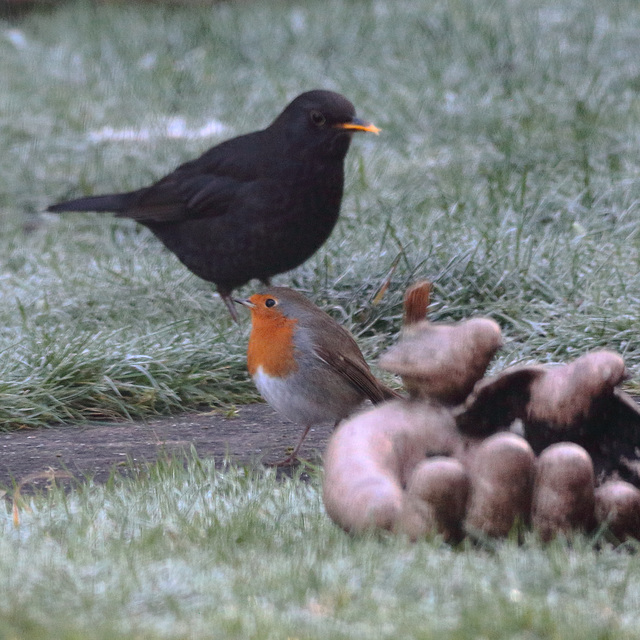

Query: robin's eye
<box><xmin>265</xmin><ymin>298</ymin><xmax>276</xmax><ymax>308</ymax></box>
<box><xmin>310</xmin><ymin>110</ymin><xmax>326</xmax><ymax>127</ymax></box>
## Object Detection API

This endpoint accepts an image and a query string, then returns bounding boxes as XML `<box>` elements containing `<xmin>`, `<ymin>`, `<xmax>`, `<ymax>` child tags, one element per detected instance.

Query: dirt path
<box><xmin>0</xmin><ymin>404</ymin><xmax>332</xmax><ymax>488</ymax></box>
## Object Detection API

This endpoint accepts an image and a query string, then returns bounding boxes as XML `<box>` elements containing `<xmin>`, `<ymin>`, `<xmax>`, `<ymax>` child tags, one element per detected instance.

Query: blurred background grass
<box><xmin>2</xmin><ymin>0</ymin><xmax>640</xmax><ymax>427</ymax></box>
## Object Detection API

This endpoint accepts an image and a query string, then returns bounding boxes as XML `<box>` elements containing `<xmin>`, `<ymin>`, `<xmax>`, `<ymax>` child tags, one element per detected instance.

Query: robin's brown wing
<box><xmin>312</xmin><ymin>323</ymin><xmax>398</xmax><ymax>405</ymax></box>
<box><xmin>313</xmin><ymin>343</ymin><xmax>393</xmax><ymax>404</ymax></box>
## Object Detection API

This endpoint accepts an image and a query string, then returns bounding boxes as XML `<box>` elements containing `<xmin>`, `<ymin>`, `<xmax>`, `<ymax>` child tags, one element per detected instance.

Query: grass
<box><xmin>2</xmin><ymin>0</ymin><xmax>640</xmax><ymax>637</ymax></box>
<box><xmin>1</xmin><ymin>455</ymin><xmax>639</xmax><ymax>640</ymax></box>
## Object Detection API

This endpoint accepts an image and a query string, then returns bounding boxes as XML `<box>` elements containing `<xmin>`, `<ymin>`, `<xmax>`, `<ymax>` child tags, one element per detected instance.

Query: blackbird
<box><xmin>47</xmin><ymin>90</ymin><xmax>379</xmax><ymax>320</ymax></box>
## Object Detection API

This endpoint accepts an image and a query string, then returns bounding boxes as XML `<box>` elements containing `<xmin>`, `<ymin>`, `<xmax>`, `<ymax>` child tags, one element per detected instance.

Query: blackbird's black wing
<box><xmin>120</xmin><ymin>130</ymin><xmax>273</xmax><ymax>224</ymax></box>
<box><xmin>123</xmin><ymin>173</ymin><xmax>250</xmax><ymax>223</ymax></box>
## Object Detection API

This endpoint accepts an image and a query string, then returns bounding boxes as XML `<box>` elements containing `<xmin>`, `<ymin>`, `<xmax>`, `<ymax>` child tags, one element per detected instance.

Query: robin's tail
<box><xmin>47</xmin><ymin>192</ymin><xmax>135</xmax><ymax>214</ymax></box>
<box><xmin>375</xmin><ymin>382</ymin><xmax>402</xmax><ymax>403</ymax></box>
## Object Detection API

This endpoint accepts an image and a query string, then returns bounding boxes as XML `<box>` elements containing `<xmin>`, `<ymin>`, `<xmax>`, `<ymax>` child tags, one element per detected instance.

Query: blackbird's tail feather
<box><xmin>47</xmin><ymin>192</ymin><xmax>135</xmax><ymax>214</ymax></box>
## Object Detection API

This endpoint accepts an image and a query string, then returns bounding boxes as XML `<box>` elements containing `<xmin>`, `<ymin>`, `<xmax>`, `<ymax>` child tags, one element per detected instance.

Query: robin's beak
<box><xmin>333</xmin><ymin>117</ymin><xmax>381</xmax><ymax>135</ymax></box>
<box><xmin>233</xmin><ymin>298</ymin><xmax>255</xmax><ymax>309</ymax></box>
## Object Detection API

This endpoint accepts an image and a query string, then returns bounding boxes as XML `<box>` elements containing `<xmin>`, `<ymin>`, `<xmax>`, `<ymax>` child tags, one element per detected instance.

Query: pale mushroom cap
<box><xmin>532</xmin><ymin>443</ymin><xmax>596</xmax><ymax>541</ymax></box>
<box><xmin>379</xmin><ymin>317</ymin><xmax>502</xmax><ymax>404</ymax></box>
<box><xmin>595</xmin><ymin>480</ymin><xmax>640</xmax><ymax>542</ymax></box>
<box><xmin>400</xmin><ymin>457</ymin><xmax>470</xmax><ymax>541</ymax></box>
<box><xmin>529</xmin><ymin>350</ymin><xmax>628</xmax><ymax>426</ymax></box>
<box><xmin>322</xmin><ymin>400</ymin><xmax>460</xmax><ymax>534</ymax></box>
<box><xmin>465</xmin><ymin>433</ymin><xmax>535</xmax><ymax>537</ymax></box>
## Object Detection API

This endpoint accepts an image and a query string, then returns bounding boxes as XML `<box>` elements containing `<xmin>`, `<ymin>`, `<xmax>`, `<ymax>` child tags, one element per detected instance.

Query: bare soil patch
<box><xmin>0</xmin><ymin>404</ymin><xmax>331</xmax><ymax>488</ymax></box>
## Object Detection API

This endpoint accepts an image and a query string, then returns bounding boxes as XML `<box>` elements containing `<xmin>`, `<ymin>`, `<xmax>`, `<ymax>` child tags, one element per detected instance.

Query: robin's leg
<box><xmin>270</xmin><ymin>424</ymin><xmax>311</xmax><ymax>467</ymax></box>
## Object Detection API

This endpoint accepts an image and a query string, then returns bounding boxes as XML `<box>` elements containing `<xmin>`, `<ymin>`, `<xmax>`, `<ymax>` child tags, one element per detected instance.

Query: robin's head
<box><xmin>235</xmin><ymin>288</ymin><xmax>319</xmax><ymax>377</ymax></box>
<box><xmin>269</xmin><ymin>90</ymin><xmax>379</xmax><ymax>158</ymax></box>
<box><xmin>234</xmin><ymin>287</ymin><xmax>319</xmax><ymax>327</ymax></box>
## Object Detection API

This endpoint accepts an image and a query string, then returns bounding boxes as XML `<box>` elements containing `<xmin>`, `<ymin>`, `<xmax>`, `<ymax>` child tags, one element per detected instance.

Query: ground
<box><xmin>0</xmin><ymin>404</ymin><xmax>330</xmax><ymax>488</ymax></box>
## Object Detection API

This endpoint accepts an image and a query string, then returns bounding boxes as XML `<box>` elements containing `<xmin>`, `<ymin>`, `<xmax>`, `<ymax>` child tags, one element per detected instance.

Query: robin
<box><xmin>47</xmin><ymin>90</ymin><xmax>379</xmax><ymax>321</ymax></box>
<box><xmin>235</xmin><ymin>287</ymin><xmax>399</xmax><ymax>465</ymax></box>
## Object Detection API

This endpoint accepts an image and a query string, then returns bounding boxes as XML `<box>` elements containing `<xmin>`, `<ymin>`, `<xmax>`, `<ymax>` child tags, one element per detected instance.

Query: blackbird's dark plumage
<box><xmin>47</xmin><ymin>90</ymin><xmax>379</xmax><ymax>320</ymax></box>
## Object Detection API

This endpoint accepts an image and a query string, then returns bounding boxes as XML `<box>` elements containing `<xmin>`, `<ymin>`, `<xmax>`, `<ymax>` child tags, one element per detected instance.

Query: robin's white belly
<box><xmin>253</xmin><ymin>366</ymin><xmax>333</xmax><ymax>426</ymax></box>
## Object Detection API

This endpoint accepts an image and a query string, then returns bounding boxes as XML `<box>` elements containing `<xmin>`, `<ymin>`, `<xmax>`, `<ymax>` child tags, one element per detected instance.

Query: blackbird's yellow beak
<box><xmin>333</xmin><ymin>118</ymin><xmax>381</xmax><ymax>135</ymax></box>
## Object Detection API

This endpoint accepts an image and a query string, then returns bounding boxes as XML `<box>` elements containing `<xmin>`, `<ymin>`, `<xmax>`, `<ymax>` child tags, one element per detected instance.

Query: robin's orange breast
<box><xmin>247</xmin><ymin>313</ymin><xmax>299</xmax><ymax>379</ymax></box>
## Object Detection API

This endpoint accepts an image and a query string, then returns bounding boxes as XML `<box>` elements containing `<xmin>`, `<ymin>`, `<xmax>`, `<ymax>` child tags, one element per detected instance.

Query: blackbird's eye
<box><xmin>265</xmin><ymin>298</ymin><xmax>277</xmax><ymax>308</ymax></box>
<box><xmin>309</xmin><ymin>110</ymin><xmax>326</xmax><ymax>127</ymax></box>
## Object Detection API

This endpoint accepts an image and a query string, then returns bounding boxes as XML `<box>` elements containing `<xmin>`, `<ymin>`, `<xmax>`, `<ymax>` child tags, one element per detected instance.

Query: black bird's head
<box><xmin>269</xmin><ymin>90</ymin><xmax>379</xmax><ymax>159</ymax></box>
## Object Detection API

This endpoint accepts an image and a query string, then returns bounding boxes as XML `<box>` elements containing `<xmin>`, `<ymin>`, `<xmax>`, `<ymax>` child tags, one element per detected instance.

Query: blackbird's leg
<box><xmin>219</xmin><ymin>289</ymin><xmax>239</xmax><ymax>323</ymax></box>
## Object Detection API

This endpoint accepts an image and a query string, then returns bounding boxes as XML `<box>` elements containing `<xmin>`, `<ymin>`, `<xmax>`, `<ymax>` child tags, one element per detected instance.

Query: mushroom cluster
<box><xmin>323</xmin><ymin>282</ymin><xmax>640</xmax><ymax>543</ymax></box>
